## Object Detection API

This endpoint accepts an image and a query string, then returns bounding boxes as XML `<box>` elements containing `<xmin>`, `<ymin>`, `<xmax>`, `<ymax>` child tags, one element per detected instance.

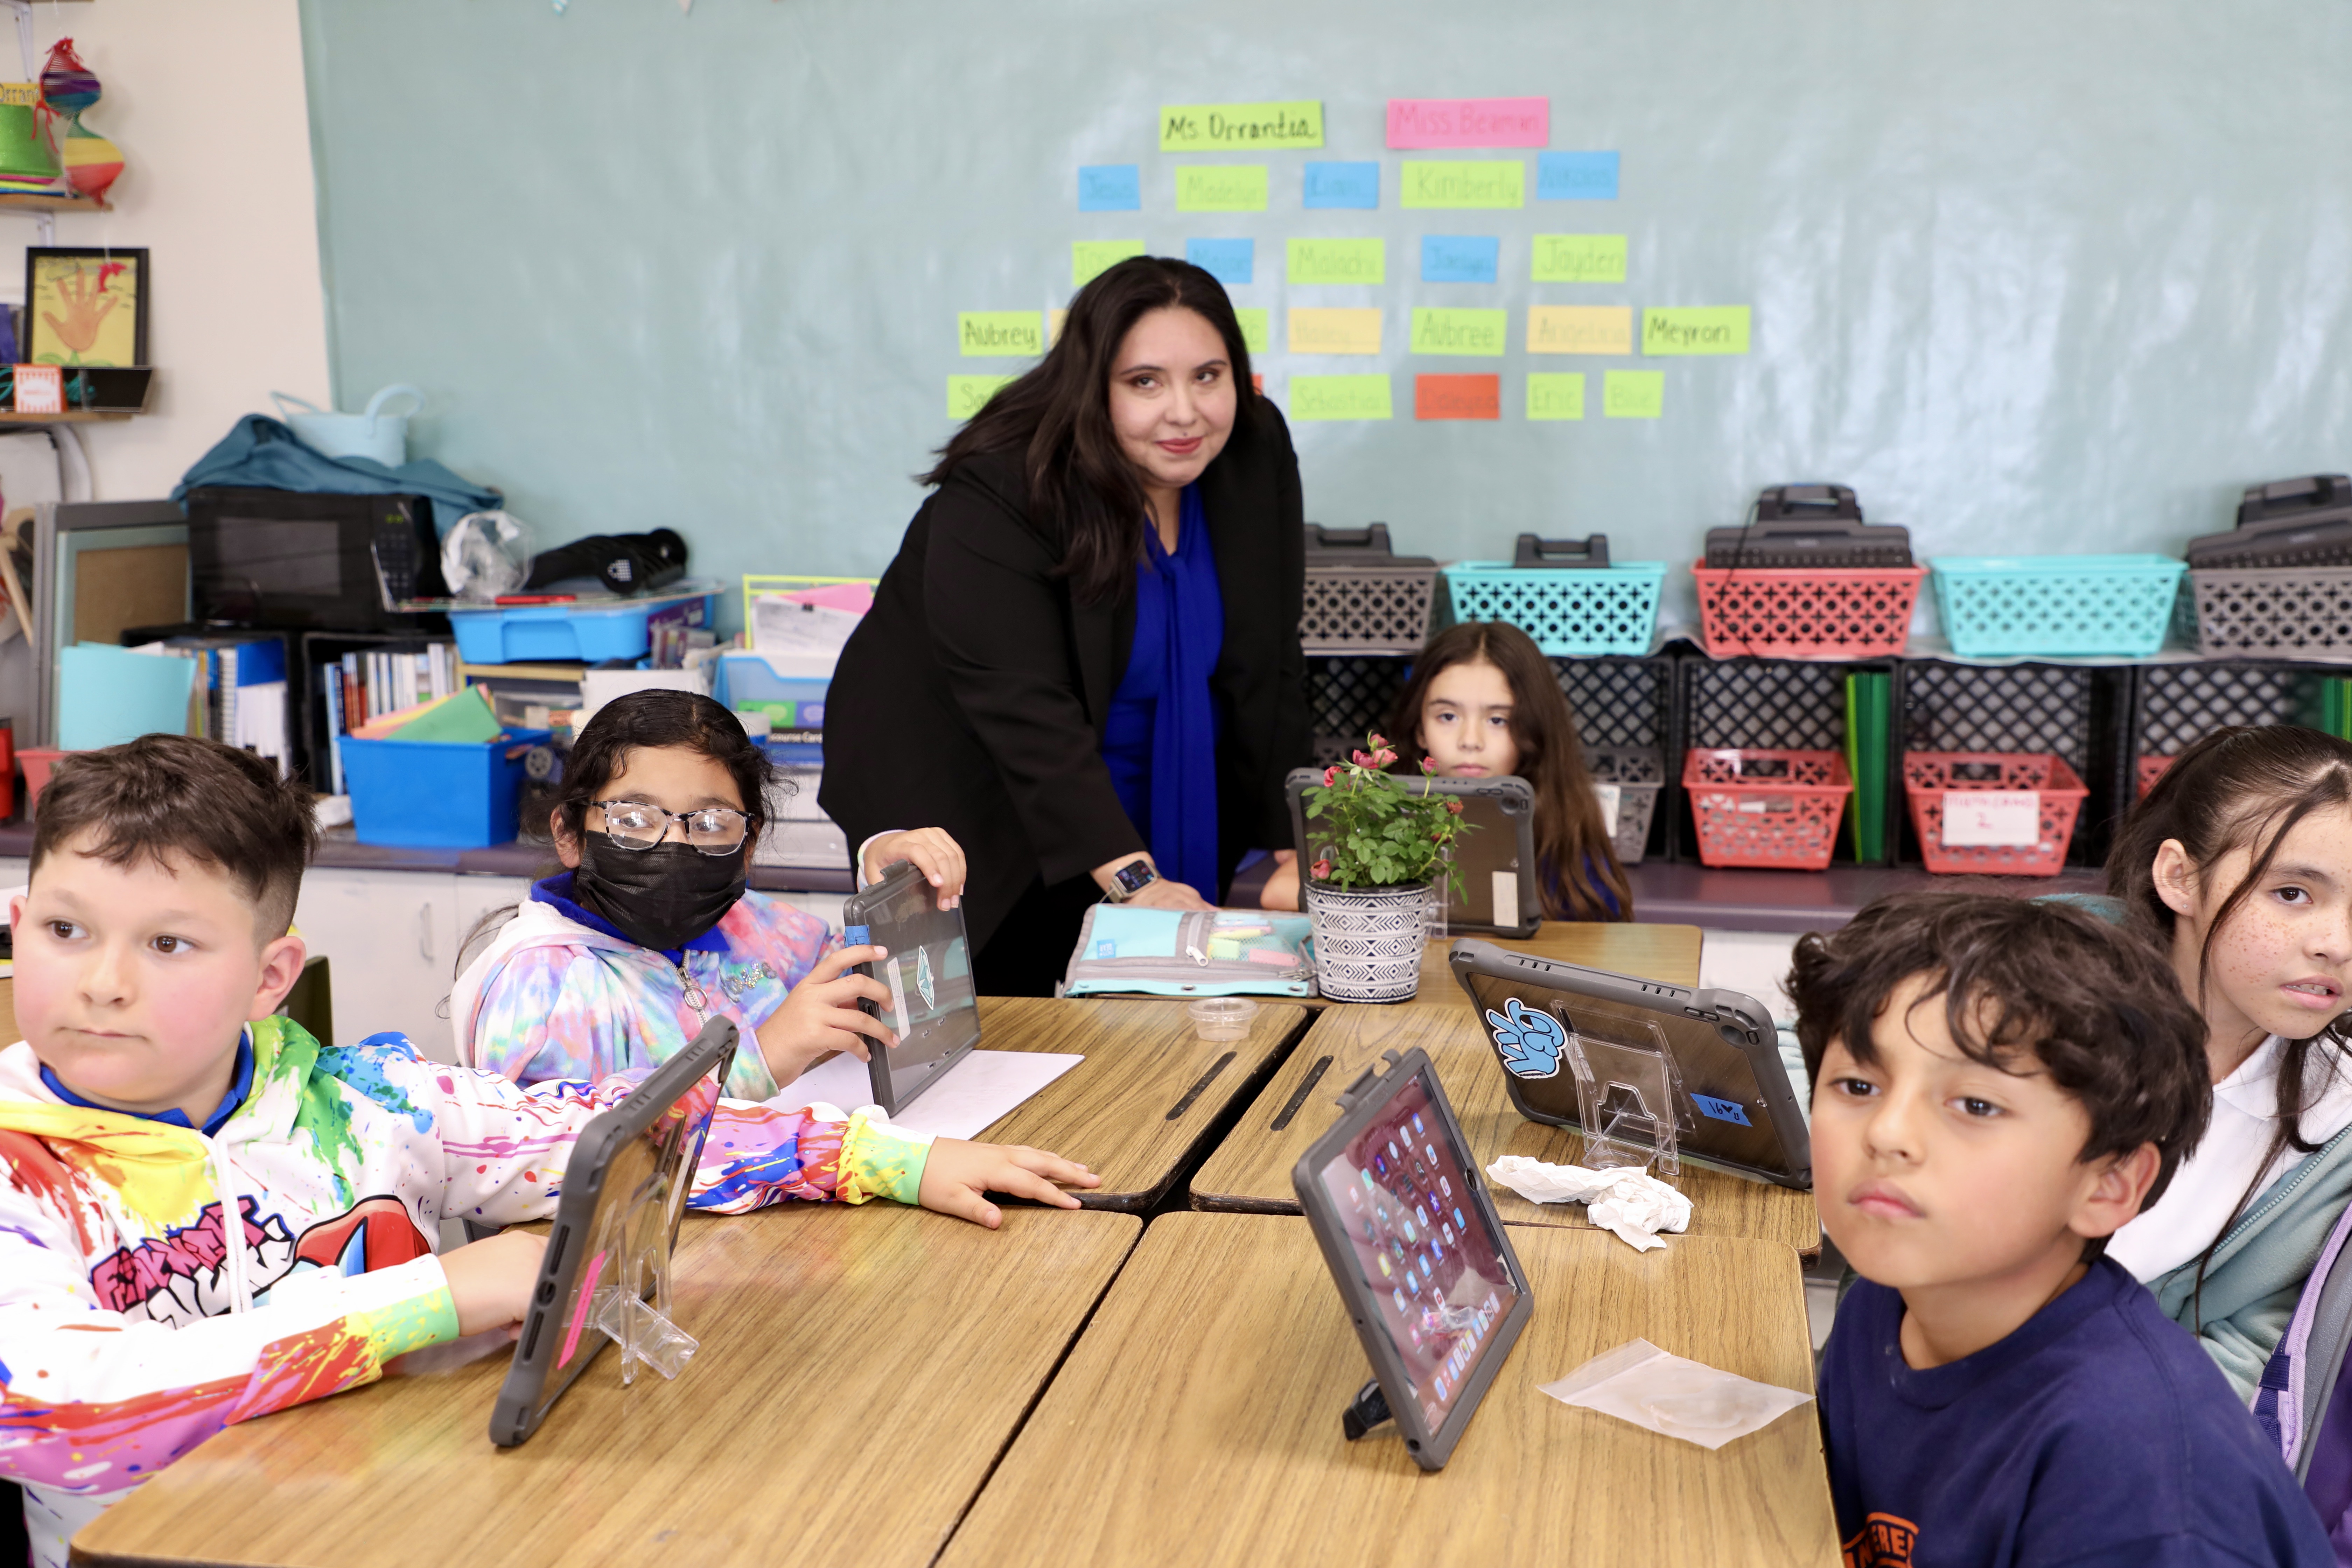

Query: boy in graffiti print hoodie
<box><xmin>0</xmin><ymin>736</ymin><xmax>1095</xmax><ymax>1568</ymax></box>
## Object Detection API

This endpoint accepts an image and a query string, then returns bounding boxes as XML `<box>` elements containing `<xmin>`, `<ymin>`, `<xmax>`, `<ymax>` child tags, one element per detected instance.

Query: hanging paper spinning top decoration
<box><xmin>41</xmin><ymin>40</ymin><xmax>120</xmax><ymax>202</ymax></box>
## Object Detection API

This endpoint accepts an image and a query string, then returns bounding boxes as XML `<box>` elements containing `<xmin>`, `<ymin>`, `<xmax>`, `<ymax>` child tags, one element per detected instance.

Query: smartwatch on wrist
<box><xmin>1105</xmin><ymin>857</ymin><xmax>1159</xmax><ymax>903</ymax></box>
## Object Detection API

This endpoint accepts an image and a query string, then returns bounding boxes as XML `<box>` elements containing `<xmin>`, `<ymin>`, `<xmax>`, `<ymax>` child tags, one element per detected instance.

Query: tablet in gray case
<box><xmin>1293</xmin><ymin>1047</ymin><xmax>1533</xmax><ymax>1471</ymax></box>
<box><xmin>1448</xmin><ymin>939</ymin><xmax>1811</xmax><ymax>1190</ymax></box>
<box><xmin>841</xmin><ymin>860</ymin><xmax>981</xmax><ymax>1116</ymax></box>
<box><xmin>1285</xmin><ymin>766</ymin><xmax>1540</xmax><ymax>937</ymax></box>
<box><xmin>489</xmin><ymin>1016</ymin><xmax>739</xmax><ymax>1448</ymax></box>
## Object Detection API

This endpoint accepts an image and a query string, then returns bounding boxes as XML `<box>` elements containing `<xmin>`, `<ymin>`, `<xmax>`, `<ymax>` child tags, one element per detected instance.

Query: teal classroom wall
<box><xmin>299</xmin><ymin>0</ymin><xmax>2352</xmax><ymax>630</ymax></box>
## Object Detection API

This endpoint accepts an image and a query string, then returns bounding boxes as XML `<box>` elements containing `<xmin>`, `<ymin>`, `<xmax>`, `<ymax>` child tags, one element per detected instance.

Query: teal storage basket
<box><xmin>1436</xmin><ymin>560</ymin><xmax>1667</xmax><ymax>656</ymax></box>
<box><xmin>1930</xmin><ymin>555</ymin><xmax>2186</xmax><ymax>657</ymax></box>
<box><xmin>340</xmin><ymin>728</ymin><xmax>551</xmax><ymax>848</ymax></box>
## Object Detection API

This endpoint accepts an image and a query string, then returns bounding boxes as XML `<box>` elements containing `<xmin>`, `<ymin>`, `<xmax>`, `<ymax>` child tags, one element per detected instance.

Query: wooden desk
<box><xmin>1410</xmin><ymin>918</ymin><xmax>1704</xmax><ymax>1000</ymax></box>
<box><xmin>74</xmin><ymin>1203</ymin><xmax>1142</xmax><ymax>1568</ymax></box>
<box><xmin>940</xmin><ymin>1213</ymin><xmax>1836</xmax><ymax>1568</ymax></box>
<box><xmin>972</xmin><ymin>994</ymin><xmax>1307</xmax><ymax>1212</ymax></box>
<box><xmin>1190</xmin><ymin>1002</ymin><xmax>1819</xmax><ymax>1254</ymax></box>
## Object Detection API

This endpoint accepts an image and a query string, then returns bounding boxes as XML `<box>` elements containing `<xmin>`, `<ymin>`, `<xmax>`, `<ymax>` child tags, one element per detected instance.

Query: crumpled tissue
<box><xmin>1485</xmin><ymin>1156</ymin><xmax>1693</xmax><ymax>1251</ymax></box>
<box><xmin>1539</xmin><ymin>1338</ymin><xmax>1813</xmax><ymax>1450</ymax></box>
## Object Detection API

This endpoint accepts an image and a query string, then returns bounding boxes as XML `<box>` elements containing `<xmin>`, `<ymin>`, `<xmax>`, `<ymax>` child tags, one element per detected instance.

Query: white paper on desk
<box><xmin>770</xmin><ymin>1049</ymin><xmax>1083</xmax><ymax>1141</ymax></box>
<box><xmin>1541</xmin><ymin>1338</ymin><xmax>1813</xmax><ymax>1450</ymax></box>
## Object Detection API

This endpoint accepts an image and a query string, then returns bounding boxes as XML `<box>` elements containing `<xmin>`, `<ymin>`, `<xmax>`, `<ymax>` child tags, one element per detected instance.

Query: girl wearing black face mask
<box><xmin>451</xmin><ymin>690</ymin><xmax>968</xmax><ymax>1101</ymax></box>
<box><xmin>452</xmin><ymin>692</ymin><xmax>1103</xmax><ymax>1225</ymax></box>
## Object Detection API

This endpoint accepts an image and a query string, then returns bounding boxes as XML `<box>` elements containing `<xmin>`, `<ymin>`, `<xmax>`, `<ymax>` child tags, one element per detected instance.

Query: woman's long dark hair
<box><xmin>1385</xmin><ymin>622</ymin><xmax>1633</xmax><ymax>922</ymax></box>
<box><xmin>923</xmin><ymin>255</ymin><xmax>1258</xmax><ymax>605</ymax></box>
<box><xmin>2105</xmin><ymin>724</ymin><xmax>2352</xmax><ymax>1317</ymax></box>
<box><xmin>551</xmin><ymin>690</ymin><xmax>776</xmax><ymax>850</ymax></box>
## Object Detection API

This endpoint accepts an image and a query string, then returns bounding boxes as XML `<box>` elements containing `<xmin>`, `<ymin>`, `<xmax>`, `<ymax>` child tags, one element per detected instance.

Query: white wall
<box><xmin>10</xmin><ymin>0</ymin><xmax>329</xmax><ymax>500</ymax></box>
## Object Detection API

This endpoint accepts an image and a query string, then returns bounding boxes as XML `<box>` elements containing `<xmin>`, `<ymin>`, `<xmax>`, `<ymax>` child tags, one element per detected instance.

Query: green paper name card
<box><xmin>1527</xmin><ymin>373</ymin><xmax>1586</xmax><ymax>421</ymax></box>
<box><xmin>1290</xmin><ymin>374</ymin><xmax>1394</xmax><ymax>421</ymax></box>
<box><xmin>1072</xmin><ymin>239</ymin><xmax>1148</xmax><ymax>287</ymax></box>
<box><xmin>1531</xmin><ymin>234</ymin><xmax>1627</xmax><ymax>283</ymax></box>
<box><xmin>1161</xmin><ymin>101</ymin><xmax>1323</xmax><ymax>151</ymax></box>
<box><xmin>1409</xmin><ymin>308</ymin><xmax>1507</xmax><ymax>356</ymax></box>
<box><xmin>1234</xmin><ymin>307</ymin><xmax>1270</xmax><ymax>356</ymax></box>
<box><xmin>958</xmin><ymin>312</ymin><xmax>1043</xmax><ymax>357</ymax></box>
<box><xmin>1399</xmin><ymin>160</ymin><xmax>1525</xmax><ymax>209</ymax></box>
<box><xmin>1604</xmin><ymin>370</ymin><xmax>1665</xmax><ymax>418</ymax></box>
<box><xmin>1288</xmin><ymin>237</ymin><xmax>1385</xmax><ymax>285</ymax></box>
<box><xmin>1642</xmin><ymin>306</ymin><xmax>1750</xmax><ymax>355</ymax></box>
<box><xmin>948</xmin><ymin>374</ymin><xmax>1017</xmax><ymax>421</ymax></box>
<box><xmin>1176</xmin><ymin>165</ymin><xmax>1269</xmax><ymax>211</ymax></box>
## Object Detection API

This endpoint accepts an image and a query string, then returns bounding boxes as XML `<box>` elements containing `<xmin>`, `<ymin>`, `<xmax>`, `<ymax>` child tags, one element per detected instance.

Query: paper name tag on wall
<box><xmin>1940</xmin><ymin>790</ymin><xmax>2041</xmax><ymax>847</ymax></box>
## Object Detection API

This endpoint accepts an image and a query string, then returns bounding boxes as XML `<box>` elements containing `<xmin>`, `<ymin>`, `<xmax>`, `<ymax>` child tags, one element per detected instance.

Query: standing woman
<box><xmin>823</xmin><ymin>257</ymin><xmax>1311</xmax><ymax>995</ymax></box>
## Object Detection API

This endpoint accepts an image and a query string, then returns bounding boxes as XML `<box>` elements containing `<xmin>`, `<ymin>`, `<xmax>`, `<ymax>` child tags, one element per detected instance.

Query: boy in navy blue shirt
<box><xmin>1793</xmin><ymin>891</ymin><xmax>2330</xmax><ymax>1568</ymax></box>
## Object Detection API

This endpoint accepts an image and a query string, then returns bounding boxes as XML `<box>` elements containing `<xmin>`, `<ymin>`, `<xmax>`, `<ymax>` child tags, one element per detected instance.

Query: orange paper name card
<box><xmin>11</xmin><ymin>365</ymin><xmax>62</xmax><ymax>414</ymax></box>
<box><xmin>1414</xmin><ymin>373</ymin><xmax>1500</xmax><ymax>420</ymax></box>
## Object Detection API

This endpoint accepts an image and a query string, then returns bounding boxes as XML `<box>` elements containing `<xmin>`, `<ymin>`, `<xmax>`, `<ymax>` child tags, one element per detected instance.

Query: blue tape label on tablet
<box><xmin>1692</xmin><ymin>1093</ymin><xmax>1752</xmax><ymax>1126</ymax></box>
<box><xmin>844</xmin><ymin>925</ymin><xmax>870</xmax><ymax>946</ymax></box>
<box><xmin>1485</xmin><ymin>997</ymin><xmax>1565</xmax><ymax>1078</ymax></box>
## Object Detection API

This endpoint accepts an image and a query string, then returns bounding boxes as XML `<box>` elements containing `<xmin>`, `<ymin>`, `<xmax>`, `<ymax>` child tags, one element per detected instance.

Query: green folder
<box><xmin>1844</xmin><ymin>671</ymin><xmax>1891</xmax><ymax>862</ymax></box>
<box><xmin>390</xmin><ymin>685</ymin><xmax>501</xmax><ymax>744</ymax></box>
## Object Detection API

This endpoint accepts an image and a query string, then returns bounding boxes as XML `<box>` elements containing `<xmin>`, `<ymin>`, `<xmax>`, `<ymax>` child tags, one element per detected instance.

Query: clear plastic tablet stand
<box><xmin>1564</xmin><ymin>1017</ymin><xmax>1681</xmax><ymax>1179</ymax></box>
<box><xmin>583</xmin><ymin>1141</ymin><xmax>702</xmax><ymax>1386</ymax></box>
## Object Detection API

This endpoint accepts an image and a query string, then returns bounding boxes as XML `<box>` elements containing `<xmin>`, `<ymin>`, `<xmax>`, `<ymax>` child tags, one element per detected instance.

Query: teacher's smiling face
<box><xmin>1107</xmin><ymin>305</ymin><xmax>1238</xmax><ymax>492</ymax></box>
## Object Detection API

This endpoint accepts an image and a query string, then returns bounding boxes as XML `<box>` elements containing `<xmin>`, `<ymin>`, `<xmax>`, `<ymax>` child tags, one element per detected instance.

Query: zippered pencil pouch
<box><xmin>1059</xmin><ymin>905</ymin><xmax>1318</xmax><ymax>997</ymax></box>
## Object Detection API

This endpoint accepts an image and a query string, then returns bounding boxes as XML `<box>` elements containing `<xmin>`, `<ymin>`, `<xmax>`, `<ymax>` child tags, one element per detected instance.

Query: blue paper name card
<box><xmin>1537</xmin><ymin>151</ymin><xmax>1619</xmax><ymax>201</ymax></box>
<box><xmin>1303</xmin><ymin>160</ymin><xmax>1379</xmax><ymax>209</ymax></box>
<box><xmin>1420</xmin><ymin>235</ymin><xmax>1499</xmax><ymax>284</ymax></box>
<box><xmin>1078</xmin><ymin>164</ymin><xmax>1142</xmax><ymax>211</ymax></box>
<box><xmin>1186</xmin><ymin>237</ymin><xmax>1254</xmax><ymax>285</ymax></box>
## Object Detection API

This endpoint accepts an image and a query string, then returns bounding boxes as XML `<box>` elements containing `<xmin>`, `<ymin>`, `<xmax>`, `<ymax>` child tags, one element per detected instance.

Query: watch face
<box><xmin>1116</xmin><ymin>861</ymin><xmax>1155</xmax><ymax>894</ymax></box>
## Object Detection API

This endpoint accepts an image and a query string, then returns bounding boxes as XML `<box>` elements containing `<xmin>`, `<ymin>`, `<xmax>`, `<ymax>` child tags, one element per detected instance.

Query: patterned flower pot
<box><xmin>1304</xmin><ymin>880</ymin><xmax>1431</xmax><ymax>1004</ymax></box>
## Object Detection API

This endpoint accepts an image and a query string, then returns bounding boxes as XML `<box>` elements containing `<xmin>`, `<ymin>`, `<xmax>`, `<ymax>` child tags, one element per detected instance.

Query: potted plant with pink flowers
<box><xmin>1299</xmin><ymin>733</ymin><xmax>1472</xmax><ymax>1003</ymax></box>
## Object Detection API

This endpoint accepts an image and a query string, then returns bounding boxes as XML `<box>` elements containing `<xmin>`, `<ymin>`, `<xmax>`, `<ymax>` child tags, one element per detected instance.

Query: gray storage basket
<box><xmin>1584</xmin><ymin>746</ymin><xmax>1664</xmax><ymax>864</ymax></box>
<box><xmin>1300</xmin><ymin>523</ymin><xmax>1439</xmax><ymax>653</ymax></box>
<box><xmin>2188</xmin><ymin>567</ymin><xmax>2352</xmax><ymax>658</ymax></box>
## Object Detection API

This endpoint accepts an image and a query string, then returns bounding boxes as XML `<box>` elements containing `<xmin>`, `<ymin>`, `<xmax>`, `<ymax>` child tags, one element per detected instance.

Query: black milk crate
<box><xmin>2130</xmin><ymin>660</ymin><xmax>2352</xmax><ymax>801</ymax></box>
<box><xmin>1309</xmin><ymin>654</ymin><xmax>1412</xmax><ymax>764</ymax></box>
<box><xmin>1673</xmin><ymin>654</ymin><xmax>1899</xmax><ymax>866</ymax></box>
<box><xmin>1895</xmin><ymin>659</ymin><xmax>2129</xmax><ymax>869</ymax></box>
<box><xmin>1556</xmin><ymin>655</ymin><xmax>1673</xmax><ymax>861</ymax></box>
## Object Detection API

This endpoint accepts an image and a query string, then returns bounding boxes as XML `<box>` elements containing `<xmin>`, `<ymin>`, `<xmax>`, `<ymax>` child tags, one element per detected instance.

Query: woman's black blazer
<box><xmin>820</xmin><ymin>398</ymin><xmax>1311</xmax><ymax>953</ymax></box>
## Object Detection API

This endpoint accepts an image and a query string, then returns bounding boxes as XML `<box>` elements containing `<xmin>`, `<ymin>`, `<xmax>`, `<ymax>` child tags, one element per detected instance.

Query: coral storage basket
<box><xmin>1902</xmin><ymin>752</ymin><xmax>2087</xmax><ymax>877</ymax></box>
<box><xmin>1681</xmin><ymin>748</ymin><xmax>1853</xmax><ymax>870</ymax></box>
<box><xmin>1690</xmin><ymin>566</ymin><xmax>1926</xmax><ymax>660</ymax></box>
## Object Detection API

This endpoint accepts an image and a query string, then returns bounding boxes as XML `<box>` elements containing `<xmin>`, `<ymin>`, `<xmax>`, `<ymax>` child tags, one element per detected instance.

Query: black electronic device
<box><xmin>2185</xmin><ymin>475</ymin><xmax>2352</xmax><ymax>570</ymax></box>
<box><xmin>1703</xmin><ymin>485</ymin><xmax>1913</xmax><ymax>569</ymax></box>
<box><xmin>1510</xmin><ymin>533</ymin><xmax>1610</xmax><ymax>568</ymax></box>
<box><xmin>1448</xmin><ymin>940</ymin><xmax>1811</xmax><ymax>1189</ymax></box>
<box><xmin>1293</xmin><ymin>1047</ymin><xmax>1532</xmax><ymax>1471</ymax></box>
<box><xmin>840</xmin><ymin>860</ymin><xmax>982</xmax><ymax>1114</ymax></box>
<box><xmin>524</xmin><ymin>527</ymin><xmax>688</xmax><ymax>596</ymax></box>
<box><xmin>1285</xmin><ymin>768</ymin><xmax>1540</xmax><ymax>937</ymax></box>
<box><xmin>183</xmin><ymin>487</ymin><xmax>449</xmax><ymax>630</ymax></box>
<box><xmin>489</xmin><ymin>1017</ymin><xmax>738</xmax><ymax>1448</ymax></box>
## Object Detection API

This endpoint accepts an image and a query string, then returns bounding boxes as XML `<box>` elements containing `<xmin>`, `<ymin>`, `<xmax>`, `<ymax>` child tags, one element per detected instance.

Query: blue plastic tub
<box><xmin>448</xmin><ymin>593</ymin><xmax>717</xmax><ymax>665</ymax></box>
<box><xmin>1435</xmin><ymin>561</ymin><xmax>1667</xmax><ymax>656</ymax></box>
<box><xmin>715</xmin><ymin>653</ymin><xmax>826</xmax><ymax>727</ymax></box>
<box><xmin>340</xmin><ymin>728</ymin><xmax>551</xmax><ymax>848</ymax></box>
<box><xmin>1930</xmin><ymin>555</ymin><xmax>2185</xmax><ymax>657</ymax></box>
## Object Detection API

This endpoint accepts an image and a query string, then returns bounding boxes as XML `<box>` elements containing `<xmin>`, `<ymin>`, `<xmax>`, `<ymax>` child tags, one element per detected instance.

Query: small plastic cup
<box><xmin>1188</xmin><ymin>997</ymin><xmax>1259</xmax><ymax>1042</ymax></box>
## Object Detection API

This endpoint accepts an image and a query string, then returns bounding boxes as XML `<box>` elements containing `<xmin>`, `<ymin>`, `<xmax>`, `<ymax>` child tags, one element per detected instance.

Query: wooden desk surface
<box><xmin>972</xmin><ymin>994</ymin><xmax>1307</xmax><ymax>1212</ymax></box>
<box><xmin>1189</xmin><ymin>1005</ymin><xmax>1820</xmax><ymax>1253</ymax></box>
<box><xmin>73</xmin><ymin>1203</ymin><xmax>1142</xmax><ymax>1568</ymax></box>
<box><xmin>940</xmin><ymin>1213</ymin><xmax>1836</xmax><ymax>1568</ymax></box>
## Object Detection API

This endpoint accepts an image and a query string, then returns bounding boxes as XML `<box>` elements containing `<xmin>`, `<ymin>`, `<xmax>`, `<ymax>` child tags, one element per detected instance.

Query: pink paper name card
<box><xmin>1386</xmin><ymin>97</ymin><xmax>1549</xmax><ymax>149</ymax></box>
<box><xmin>11</xmin><ymin>364</ymin><xmax>62</xmax><ymax>414</ymax></box>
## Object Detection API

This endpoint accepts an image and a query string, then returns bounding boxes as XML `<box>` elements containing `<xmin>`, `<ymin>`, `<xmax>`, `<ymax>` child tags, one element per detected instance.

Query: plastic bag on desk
<box><xmin>1486</xmin><ymin>1155</ymin><xmax>1692</xmax><ymax>1251</ymax></box>
<box><xmin>1540</xmin><ymin>1338</ymin><xmax>1812</xmax><ymax>1450</ymax></box>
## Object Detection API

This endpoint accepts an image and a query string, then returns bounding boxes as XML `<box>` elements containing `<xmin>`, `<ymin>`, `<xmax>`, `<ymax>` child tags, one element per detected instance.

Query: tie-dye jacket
<box><xmin>0</xmin><ymin>1015</ymin><xmax>931</xmax><ymax>1568</ymax></box>
<box><xmin>452</xmin><ymin>887</ymin><xmax>833</xmax><ymax>1100</ymax></box>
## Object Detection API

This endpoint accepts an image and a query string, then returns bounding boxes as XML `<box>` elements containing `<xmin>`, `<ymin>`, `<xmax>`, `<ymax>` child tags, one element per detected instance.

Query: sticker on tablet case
<box><xmin>1485</xmin><ymin>997</ymin><xmax>1565</xmax><ymax>1079</ymax></box>
<box><xmin>1691</xmin><ymin>1093</ymin><xmax>1752</xmax><ymax>1126</ymax></box>
<box><xmin>915</xmin><ymin>945</ymin><xmax>936</xmax><ymax>1010</ymax></box>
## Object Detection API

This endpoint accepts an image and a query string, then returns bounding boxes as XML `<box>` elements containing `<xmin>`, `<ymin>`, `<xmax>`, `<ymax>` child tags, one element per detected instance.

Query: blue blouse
<box><xmin>1102</xmin><ymin>484</ymin><xmax>1224</xmax><ymax>897</ymax></box>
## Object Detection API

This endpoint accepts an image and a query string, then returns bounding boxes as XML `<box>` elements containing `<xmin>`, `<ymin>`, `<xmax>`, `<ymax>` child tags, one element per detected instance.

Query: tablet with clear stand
<box><xmin>488</xmin><ymin>1016</ymin><xmax>738</xmax><ymax>1448</ymax></box>
<box><xmin>1293</xmin><ymin>1047</ymin><xmax>1533</xmax><ymax>1470</ymax></box>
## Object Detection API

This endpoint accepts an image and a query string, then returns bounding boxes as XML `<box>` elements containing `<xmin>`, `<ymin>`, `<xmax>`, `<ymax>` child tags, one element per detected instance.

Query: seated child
<box><xmin>1262</xmin><ymin>621</ymin><xmax>1631</xmax><ymax>919</ymax></box>
<box><xmin>0</xmin><ymin>735</ymin><xmax>1095</xmax><ymax>1567</ymax></box>
<box><xmin>453</xmin><ymin>690</ymin><xmax>965</xmax><ymax>1099</ymax></box>
<box><xmin>2101</xmin><ymin>724</ymin><xmax>2352</xmax><ymax>1398</ymax></box>
<box><xmin>1794</xmin><ymin>889</ymin><xmax>2330</xmax><ymax>1566</ymax></box>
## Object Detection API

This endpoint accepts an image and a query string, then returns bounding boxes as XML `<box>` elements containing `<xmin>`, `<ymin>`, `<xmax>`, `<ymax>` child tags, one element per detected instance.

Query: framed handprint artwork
<box><xmin>23</xmin><ymin>247</ymin><xmax>146</xmax><ymax>368</ymax></box>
